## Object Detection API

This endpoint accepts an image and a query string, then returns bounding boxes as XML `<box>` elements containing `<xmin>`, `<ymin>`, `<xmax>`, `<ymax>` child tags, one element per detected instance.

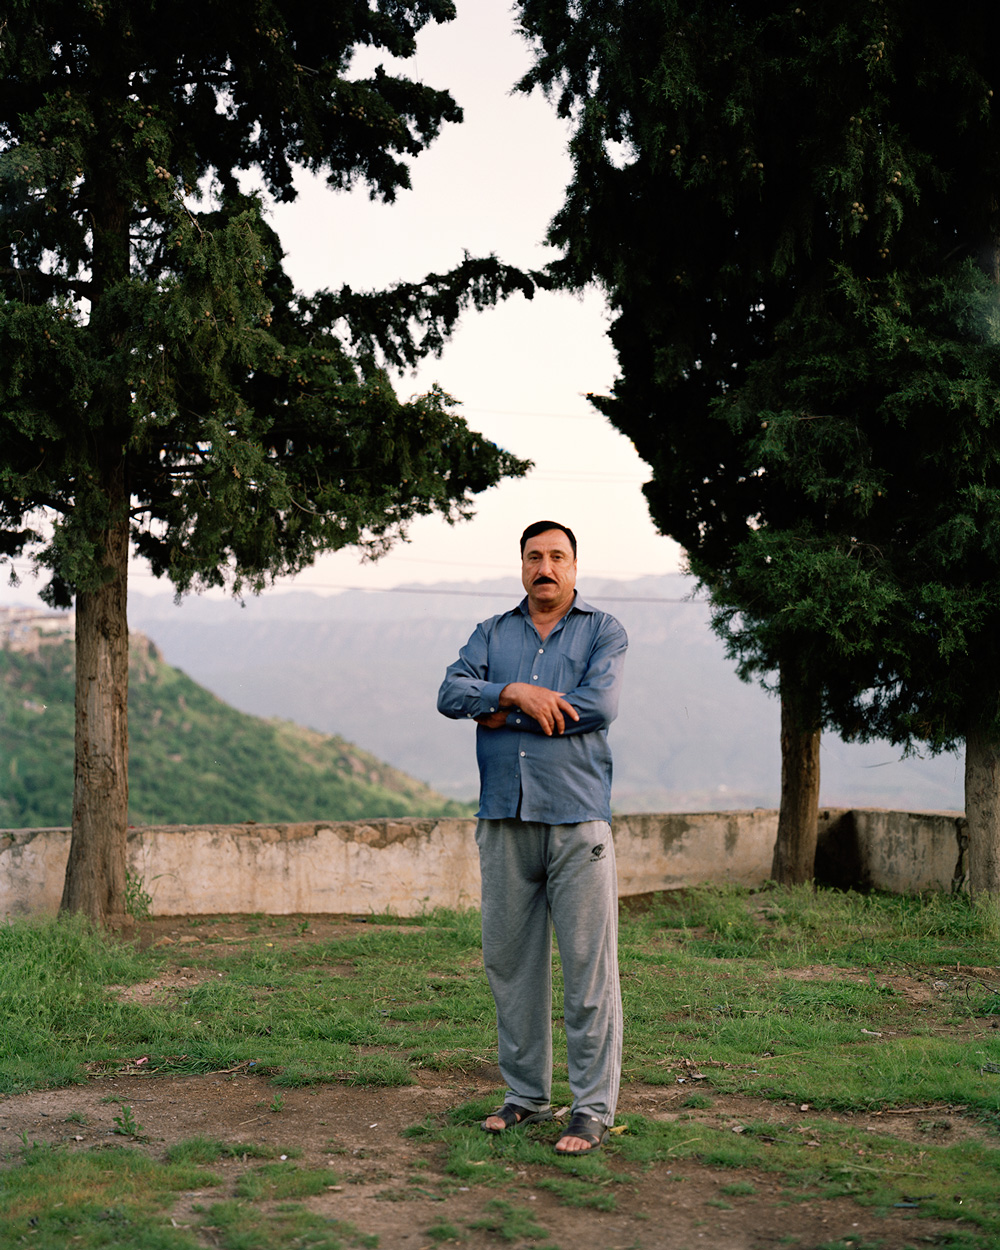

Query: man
<box><xmin>437</xmin><ymin>521</ymin><xmax>627</xmax><ymax>1154</ymax></box>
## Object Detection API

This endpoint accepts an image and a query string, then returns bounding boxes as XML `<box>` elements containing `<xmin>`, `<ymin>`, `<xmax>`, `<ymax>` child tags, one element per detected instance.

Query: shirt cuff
<box><xmin>474</xmin><ymin>682</ymin><xmax>507</xmax><ymax>717</ymax></box>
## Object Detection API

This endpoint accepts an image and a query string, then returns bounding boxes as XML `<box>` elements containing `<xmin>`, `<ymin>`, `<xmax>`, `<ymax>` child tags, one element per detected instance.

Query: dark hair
<box><xmin>519</xmin><ymin>520</ymin><xmax>577</xmax><ymax>556</ymax></box>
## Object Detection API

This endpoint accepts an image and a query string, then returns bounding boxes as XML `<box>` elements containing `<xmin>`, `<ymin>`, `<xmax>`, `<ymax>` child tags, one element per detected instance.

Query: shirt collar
<box><xmin>514</xmin><ymin>590</ymin><xmax>595</xmax><ymax>620</ymax></box>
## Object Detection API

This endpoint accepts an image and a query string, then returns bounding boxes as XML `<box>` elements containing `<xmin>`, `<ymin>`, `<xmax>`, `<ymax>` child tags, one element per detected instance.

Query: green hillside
<box><xmin>0</xmin><ymin>634</ymin><xmax>472</xmax><ymax>828</ymax></box>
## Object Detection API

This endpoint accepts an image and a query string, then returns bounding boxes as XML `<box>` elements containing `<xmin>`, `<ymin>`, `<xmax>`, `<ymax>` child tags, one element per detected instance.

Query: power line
<box><xmin>526</xmin><ymin>473</ymin><xmax>647</xmax><ymax>485</ymax></box>
<box><xmin>465</xmin><ymin>406</ymin><xmax>605</xmax><ymax>422</ymax></box>
<box><xmin>247</xmin><ymin>582</ymin><xmax>707</xmax><ymax>604</ymax></box>
<box><xmin>5</xmin><ymin>558</ymin><xmax>704</xmax><ymax>604</ymax></box>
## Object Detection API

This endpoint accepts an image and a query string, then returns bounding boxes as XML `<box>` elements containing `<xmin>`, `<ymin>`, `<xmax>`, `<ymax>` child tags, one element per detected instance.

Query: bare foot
<box><xmin>482</xmin><ymin>1105</ymin><xmax>549</xmax><ymax>1133</ymax></box>
<box><xmin>554</xmin><ymin>1113</ymin><xmax>608</xmax><ymax>1154</ymax></box>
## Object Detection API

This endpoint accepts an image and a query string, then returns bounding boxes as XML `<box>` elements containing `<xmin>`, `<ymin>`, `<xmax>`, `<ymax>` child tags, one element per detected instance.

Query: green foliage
<box><xmin>516</xmin><ymin>0</ymin><xmax>1000</xmax><ymax>752</ymax></box>
<box><xmin>423</xmin><ymin>1223</ymin><xmax>464</xmax><ymax>1245</ymax></box>
<box><xmin>164</xmin><ymin>1138</ymin><xmax>280</xmax><ymax>1166</ymax></box>
<box><xmin>0</xmin><ymin>907</ymin><xmax>497</xmax><ymax>1094</ymax></box>
<box><xmin>467</xmin><ymin>1199</ymin><xmax>548</xmax><ymax>1242</ymax></box>
<box><xmin>4</xmin><ymin>889</ymin><xmax>1000</xmax><ymax>1238</ymax></box>
<box><xmin>234</xmin><ymin>1161</ymin><xmax>340</xmax><ymax>1201</ymax></box>
<box><xmin>1</xmin><ymin>0</ymin><xmax>531</xmax><ymax>922</ymax></box>
<box><xmin>205</xmin><ymin>1201</ymin><xmax>378</xmax><ymax>1250</ymax></box>
<box><xmin>125</xmin><ymin>871</ymin><xmax>154</xmax><ymax>922</ymax></box>
<box><xmin>112</xmin><ymin>1103</ymin><xmax>146</xmax><ymax>1139</ymax></box>
<box><xmin>4</xmin><ymin>887</ymin><xmax>1000</xmax><ymax>1124</ymax></box>
<box><xmin>0</xmin><ymin>1</ymin><xmax>531</xmax><ymax>606</ymax></box>
<box><xmin>0</xmin><ymin>637</ymin><xmax>472</xmax><ymax>827</ymax></box>
<box><xmin>0</xmin><ymin>1138</ymin><xmax>376</xmax><ymax>1250</ymax></box>
<box><xmin>0</xmin><ymin>1141</ymin><xmax>219</xmax><ymax>1249</ymax></box>
<box><xmin>0</xmin><ymin>912</ymin><xmax>152</xmax><ymax>1091</ymax></box>
<box><xmin>0</xmin><ymin>642</ymin><xmax>75</xmax><ymax>827</ymax></box>
<box><xmin>5</xmin><ymin>890</ymin><xmax>1000</xmax><ymax>1240</ymax></box>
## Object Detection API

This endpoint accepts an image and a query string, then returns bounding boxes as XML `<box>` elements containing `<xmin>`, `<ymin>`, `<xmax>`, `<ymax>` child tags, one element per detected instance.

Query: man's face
<box><xmin>521</xmin><ymin>529</ymin><xmax>577</xmax><ymax>612</ymax></box>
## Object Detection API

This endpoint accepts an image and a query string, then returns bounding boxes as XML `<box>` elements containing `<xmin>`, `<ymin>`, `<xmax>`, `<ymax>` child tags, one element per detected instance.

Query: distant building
<box><xmin>0</xmin><ymin>607</ymin><xmax>74</xmax><ymax>654</ymax></box>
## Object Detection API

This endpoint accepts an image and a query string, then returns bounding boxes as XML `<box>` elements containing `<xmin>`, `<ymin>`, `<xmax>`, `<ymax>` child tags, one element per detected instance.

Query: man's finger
<box><xmin>559</xmin><ymin>697</ymin><xmax>580</xmax><ymax>723</ymax></box>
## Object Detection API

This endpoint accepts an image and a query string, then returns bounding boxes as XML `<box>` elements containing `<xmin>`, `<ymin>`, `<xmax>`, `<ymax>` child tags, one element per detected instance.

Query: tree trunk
<box><xmin>964</xmin><ymin>220</ymin><xmax>1000</xmax><ymax>900</ymax></box>
<box><xmin>963</xmin><ymin>727</ymin><xmax>1000</xmax><ymax>898</ymax></box>
<box><xmin>59</xmin><ymin>128</ymin><xmax>134</xmax><ymax>927</ymax></box>
<box><xmin>60</xmin><ymin>459</ymin><xmax>130</xmax><ymax>928</ymax></box>
<box><xmin>771</xmin><ymin>658</ymin><xmax>822</xmax><ymax>885</ymax></box>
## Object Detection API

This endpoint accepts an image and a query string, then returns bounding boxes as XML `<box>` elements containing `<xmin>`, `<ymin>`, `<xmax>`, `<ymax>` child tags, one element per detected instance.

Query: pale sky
<box><xmin>259</xmin><ymin>0</ymin><xmax>683</xmax><ymax>595</ymax></box>
<box><xmin>2</xmin><ymin>0</ymin><xmax>682</xmax><ymax>609</ymax></box>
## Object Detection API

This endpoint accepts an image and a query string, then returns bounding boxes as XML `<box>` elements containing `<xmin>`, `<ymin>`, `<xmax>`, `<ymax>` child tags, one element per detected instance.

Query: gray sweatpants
<box><xmin>475</xmin><ymin>818</ymin><xmax>623</xmax><ymax>1127</ymax></box>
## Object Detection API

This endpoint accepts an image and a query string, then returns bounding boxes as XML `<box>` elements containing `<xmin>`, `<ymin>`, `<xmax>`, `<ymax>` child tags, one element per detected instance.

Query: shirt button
<box><xmin>520</xmin><ymin>751</ymin><xmax>526</xmax><ymax>757</ymax></box>
<box><xmin>532</xmin><ymin>674</ymin><xmax>539</xmax><ymax>680</ymax></box>
<box><xmin>538</xmin><ymin>648</ymin><xmax>544</xmax><ymax>654</ymax></box>
<box><xmin>515</xmin><ymin>718</ymin><xmax>521</xmax><ymax>724</ymax></box>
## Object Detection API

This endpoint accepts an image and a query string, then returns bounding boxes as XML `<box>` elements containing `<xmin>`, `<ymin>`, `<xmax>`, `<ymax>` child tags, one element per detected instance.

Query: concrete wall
<box><xmin>0</xmin><ymin>807</ymin><xmax>967</xmax><ymax>919</ymax></box>
<box><xmin>814</xmin><ymin>808</ymin><xmax>968</xmax><ymax>895</ymax></box>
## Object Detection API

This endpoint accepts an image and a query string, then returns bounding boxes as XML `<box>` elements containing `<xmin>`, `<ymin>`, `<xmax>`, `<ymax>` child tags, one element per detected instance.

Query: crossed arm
<box><xmin>438</xmin><ymin>613</ymin><xmax>626</xmax><ymax>737</ymax></box>
<box><xmin>476</xmin><ymin>682</ymin><xmax>579</xmax><ymax>736</ymax></box>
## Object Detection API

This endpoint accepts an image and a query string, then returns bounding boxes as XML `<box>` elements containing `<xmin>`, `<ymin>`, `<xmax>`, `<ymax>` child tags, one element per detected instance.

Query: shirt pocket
<box><xmin>545</xmin><ymin>626</ymin><xmax>591</xmax><ymax>691</ymax></box>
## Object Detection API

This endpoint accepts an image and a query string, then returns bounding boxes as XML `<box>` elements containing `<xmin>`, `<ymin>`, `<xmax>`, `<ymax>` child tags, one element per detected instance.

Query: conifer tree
<box><xmin>516</xmin><ymin>0</ymin><xmax>1000</xmax><ymax>891</ymax></box>
<box><xmin>0</xmin><ymin>0</ymin><xmax>531</xmax><ymax>925</ymax></box>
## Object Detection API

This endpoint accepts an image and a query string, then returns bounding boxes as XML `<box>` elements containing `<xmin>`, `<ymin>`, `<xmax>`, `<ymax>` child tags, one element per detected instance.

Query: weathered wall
<box><xmin>814</xmin><ymin>808</ymin><xmax>968</xmax><ymax>894</ymax></box>
<box><xmin>0</xmin><ymin>807</ymin><xmax>966</xmax><ymax>919</ymax></box>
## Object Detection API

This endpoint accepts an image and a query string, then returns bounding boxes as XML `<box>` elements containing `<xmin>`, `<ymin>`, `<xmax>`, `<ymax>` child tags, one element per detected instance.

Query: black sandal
<box><xmin>554</xmin><ymin>1111</ymin><xmax>609</xmax><ymax>1154</ymax></box>
<box><xmin>480</xmin><ymin>1103</ymin><xmax>554</xmax><ymax>1134</ymax></box>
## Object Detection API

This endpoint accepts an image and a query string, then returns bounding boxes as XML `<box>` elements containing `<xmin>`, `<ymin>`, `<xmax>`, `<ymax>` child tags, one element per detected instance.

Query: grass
<box><xmin>0</xmin><ymin>1136</ymin><xmax>370</xmax><ymax>1250</ymax></box>
<box><xmin>617</xmin><ymin>886</ymin><xmax>1000</xmax><ymax>1122</ymax></box>
<box><xmin>0</xmin><ymin>1139</ymin><xmax>220</xmax><ymax>1248</ymax></box>
<box><xmin>3</xmin><ymin>886</ymin><xmax>1000</xmax><ymax>1111</ymax></box>
<box><xmin>467</xmin><ymin>1197</ymin><xmax>556</xmax><ymax>1244</ymax></box>
<box><xmin>1</xmin><ymin>885</ymin><xmax>1000</xmax><ymax>1247</ymax></box>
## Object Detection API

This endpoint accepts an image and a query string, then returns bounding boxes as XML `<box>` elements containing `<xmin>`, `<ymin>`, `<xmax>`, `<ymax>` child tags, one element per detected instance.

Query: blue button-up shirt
<box><xmin>437</xmin><ymin>594</ymin><xmax>628</xmax><ymax>824</ymax></box>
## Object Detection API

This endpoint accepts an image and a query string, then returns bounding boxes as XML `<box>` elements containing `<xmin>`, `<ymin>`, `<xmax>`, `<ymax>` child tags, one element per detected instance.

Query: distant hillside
<box><xmin>0</xmin><ymin>632</ymin><xmax>471</xmax><ymax>829</ymax></box>
<box><xmin>127</xmin><ymin>575</ymin><xmax>966</xmax><ymax>813</ymax></box>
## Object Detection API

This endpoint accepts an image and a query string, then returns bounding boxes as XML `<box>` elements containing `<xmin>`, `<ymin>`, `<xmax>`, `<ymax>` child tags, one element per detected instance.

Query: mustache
<box><xmin>533</xmin><ymin>575</ymin><xmax>557</xmax><ymax>585</ymax></box>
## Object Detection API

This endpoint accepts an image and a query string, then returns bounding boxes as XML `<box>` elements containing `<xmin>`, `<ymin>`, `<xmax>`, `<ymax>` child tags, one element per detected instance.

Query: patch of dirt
<box><xmin>1</xmin><ymin>914</ymin><xmax>995</xmax><ymax>1249</ymax></box>
<box><xmin>0</xmin><ymin>1074</ymin><xmax>984</xmax><ymax>1249</ymax></box>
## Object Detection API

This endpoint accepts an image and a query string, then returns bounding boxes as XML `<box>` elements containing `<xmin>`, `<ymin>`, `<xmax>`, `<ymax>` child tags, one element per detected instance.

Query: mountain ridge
<box><xmin>0</xmin><ymin>626</ymin><xmax>471</xmax><ymax>828</ymax></box>
<box><xmin>125</xmin><ymin>573</ymin><xmax>965</xmax><ymax>813</ymax></box>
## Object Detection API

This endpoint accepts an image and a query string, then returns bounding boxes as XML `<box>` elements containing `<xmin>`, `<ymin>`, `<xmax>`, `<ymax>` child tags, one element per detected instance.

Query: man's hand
<box><xmin>499</xmin><ymin>682</ymin><xmax>580</xmax><ymax>736</ymax></box>
<box><xmin>475</xmin><ymin>710</ymin><xmax>509</xmax><ymax>730</ymax></box>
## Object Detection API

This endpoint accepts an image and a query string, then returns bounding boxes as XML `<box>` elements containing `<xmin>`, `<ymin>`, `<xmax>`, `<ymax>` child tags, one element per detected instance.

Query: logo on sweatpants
<box><xmin>590</xmin><ymin>844</ymin><xmax>606</xmax><ymax>862</ymax></box>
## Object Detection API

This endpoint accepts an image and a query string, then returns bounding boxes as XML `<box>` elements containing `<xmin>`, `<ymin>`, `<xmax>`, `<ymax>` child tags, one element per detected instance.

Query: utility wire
<box><xmin>5</xmin><ymin>558</ymin><xmax>705</xmax><ymax>605</ymax></box>
<box><xmin>217</xmin><ymin>582</ymin><xmax>708</xmax><ymax>604</ymax></box>
<box><xmin>465</xmin><ymin>406</ymin><xmax>605</xmax><ymax>422</ymax></box>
